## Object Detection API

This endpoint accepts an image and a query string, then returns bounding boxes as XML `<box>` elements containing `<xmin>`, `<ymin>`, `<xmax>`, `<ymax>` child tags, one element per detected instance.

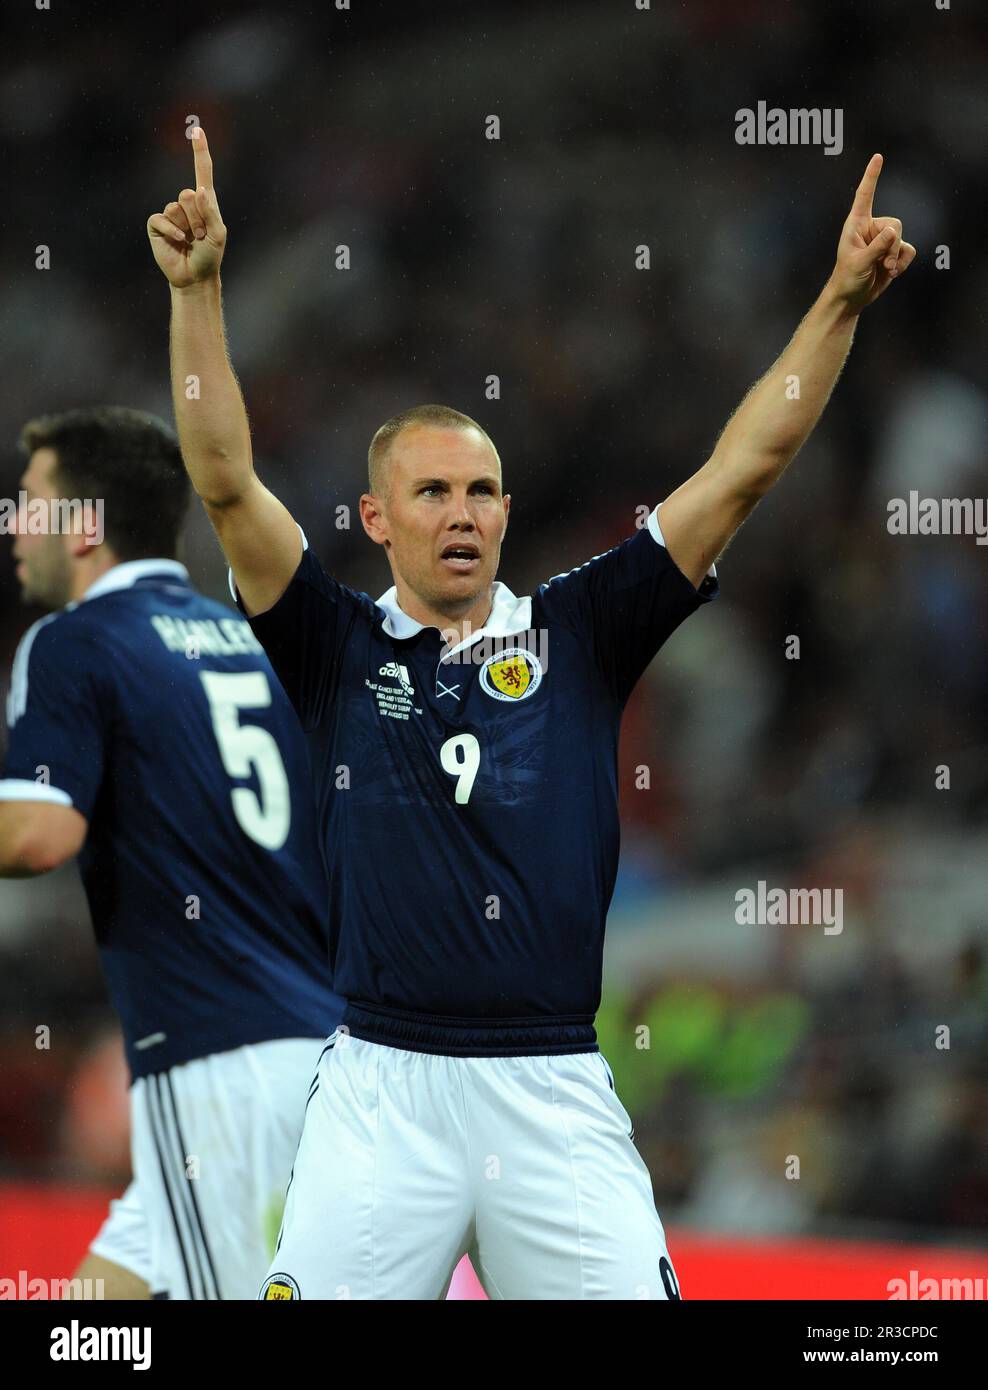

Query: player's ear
<box><xmin>359</xmin><ymin>492</ymin><xmax>388</xmax><ymax>547</ymax></box>
<box><xmin>67</xmin><ymin>530</ymin><xmax>99</xmax><ymax>563</ymax></box>
<box><xmin>502</xmin><ymin>493</ymin><xmax>511</xmax><ymax>530</ymax></box>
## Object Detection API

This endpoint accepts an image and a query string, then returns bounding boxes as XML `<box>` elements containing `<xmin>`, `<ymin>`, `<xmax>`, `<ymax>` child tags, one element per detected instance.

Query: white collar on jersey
<box><xmin>375</xmin><ymin>580</ymin><xmax>534</xmax><ymax>656</ymax></box>
<box><xmin>82</xmin><ymin>558</ymin><xmax>190</xmax><ymax>603</ymax></box>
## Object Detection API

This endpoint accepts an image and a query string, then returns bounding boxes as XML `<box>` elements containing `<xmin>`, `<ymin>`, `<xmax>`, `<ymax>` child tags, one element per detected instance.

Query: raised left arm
<box><xmin>659</xmin><ymin>153</ymin><xmax>916</xmax><ymax>588</ymax></box>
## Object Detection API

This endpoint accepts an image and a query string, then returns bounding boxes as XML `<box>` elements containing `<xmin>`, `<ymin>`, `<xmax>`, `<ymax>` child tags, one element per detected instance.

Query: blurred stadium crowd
<box><xmin>1</xmin><ymin>0</ymin><xmax>986</xmax><ymax>1246</ymax></box>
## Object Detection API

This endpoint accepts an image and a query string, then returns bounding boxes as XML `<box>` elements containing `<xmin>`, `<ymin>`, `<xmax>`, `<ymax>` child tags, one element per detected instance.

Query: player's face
<box><xmin>12</xmin><ymin>449</ymin><xmax>74</xmax><ymax>610</ymax></box>
<box><xmin>378</xmin><ymin>426</ymin><xmax>510</xmax><ymax>611</ymax></box>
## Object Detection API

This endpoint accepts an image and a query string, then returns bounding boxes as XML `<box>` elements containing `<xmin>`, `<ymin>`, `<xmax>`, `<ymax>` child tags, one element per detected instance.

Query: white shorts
<box><xmin>259</xmin><ymin>1033</ymin><xmax>683</xmax><ymax>1301</ymax></box>
<box><xmin>90</xmin><ymin>1037</ymin><xmax>327</xmax><ymax>1299</ymax></box>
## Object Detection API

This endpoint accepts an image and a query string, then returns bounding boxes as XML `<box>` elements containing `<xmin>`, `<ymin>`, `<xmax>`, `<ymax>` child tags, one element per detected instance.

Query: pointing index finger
<box><xmin>851</xmin><ymin>152</ymin><xmax>882</xmax><ymax>219</ymax></box>
<box><xmin>191</xmin><ymin>126</ymin><xmax>214</xmax><ymax>191</ymax></box>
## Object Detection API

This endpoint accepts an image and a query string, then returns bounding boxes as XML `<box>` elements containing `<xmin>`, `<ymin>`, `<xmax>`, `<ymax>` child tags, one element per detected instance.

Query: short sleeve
<box><xmin>233</xmin><ymin>543</ymin><xmax>370</xmax><ymax>730</ymax></box>
<box><xmin>0</xmin><ymin>617</ymin><xmax>108</xmax><ymax>818</ymax></box>
<box><xmin>535</xmin><ymin>505</ymin><xmax>719</xmax><ymax>705</ymax></box>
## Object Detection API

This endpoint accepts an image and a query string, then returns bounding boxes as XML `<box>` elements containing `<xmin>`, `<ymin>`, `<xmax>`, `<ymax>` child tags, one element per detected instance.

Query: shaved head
<box><xmin>358</xmin><ymin>406</ymin><xmax>510</xmax><ymax>635</ymax></box>
<box><xmin>368</xmin><ymin>404</ymin><xmax>500</xmax><ymax>499</ymax></box>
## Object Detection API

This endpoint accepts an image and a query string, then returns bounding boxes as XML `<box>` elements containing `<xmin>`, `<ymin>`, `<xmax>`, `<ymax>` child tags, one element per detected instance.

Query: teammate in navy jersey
<box><xmin>149</xmin><ymin>129</ymin><xmax>913</xmax><ymax>1298</ymax></box>
<box><xmin>0</xmin><ymin>407</ymin><xmax>343</xmax><ymax>1299</ymax></box>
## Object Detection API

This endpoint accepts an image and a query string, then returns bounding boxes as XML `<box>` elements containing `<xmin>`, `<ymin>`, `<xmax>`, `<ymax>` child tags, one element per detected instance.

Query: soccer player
<box><xmin>148</xmin><ymin>129</ymin><xmax>913</xmax><ymax>1299</ymax></box>
<box><xmin>0</xmin><ymin>406</ymin><xmax>344</xmax><ymax>1299</ymax></box>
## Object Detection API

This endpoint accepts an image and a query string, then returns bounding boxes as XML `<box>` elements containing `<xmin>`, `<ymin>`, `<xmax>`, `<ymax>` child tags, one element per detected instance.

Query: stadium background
<box><xmin>1</xmin><ymin>0</ymin><xmax>986</xmax><ymax>1298</ymax></box>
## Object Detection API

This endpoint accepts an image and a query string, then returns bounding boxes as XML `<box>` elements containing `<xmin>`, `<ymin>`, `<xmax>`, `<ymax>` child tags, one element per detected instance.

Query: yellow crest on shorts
<box><xmin>261</xmin><ymin>1273</ymin><xmax>300</xmax><ymax>1300</ymax></box>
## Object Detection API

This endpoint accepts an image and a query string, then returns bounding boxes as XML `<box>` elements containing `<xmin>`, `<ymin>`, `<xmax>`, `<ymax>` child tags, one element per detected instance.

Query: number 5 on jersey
<box><xmin>200</xmin><ymin>671</ymin><xmax>291</xmax><ymax>850</ymax></box>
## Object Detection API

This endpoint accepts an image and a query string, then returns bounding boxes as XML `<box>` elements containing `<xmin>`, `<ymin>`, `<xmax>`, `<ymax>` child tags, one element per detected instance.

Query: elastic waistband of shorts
<box><xmin>341</xmin><ymin>1002</ymin><xmax>598</xmax><ymax>1057</ymax></box>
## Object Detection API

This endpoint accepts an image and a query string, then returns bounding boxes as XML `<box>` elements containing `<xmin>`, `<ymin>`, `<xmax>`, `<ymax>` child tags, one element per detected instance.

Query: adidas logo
<box><xmin>379</xmin><ymin>662</ymin><xmax>414</xmax><ymax>696</ymax></box>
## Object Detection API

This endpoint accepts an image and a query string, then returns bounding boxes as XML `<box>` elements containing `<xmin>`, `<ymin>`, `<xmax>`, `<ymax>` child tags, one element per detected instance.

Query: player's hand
<box><xmin>147</xmin><ymin>127</ymin><xmax>227</xmax><ymax>289</ymax></box>
<box><xmin>830</xmin><ymin>153</ymin><xmax>916</xmax><ymax>313</ymax></box>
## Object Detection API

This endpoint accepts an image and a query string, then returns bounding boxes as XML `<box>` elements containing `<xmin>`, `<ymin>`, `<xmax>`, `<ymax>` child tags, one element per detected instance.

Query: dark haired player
<box><xmin>149</xmin><ymin>129</ymin><xmax>913</xmax><ymax>1298</ymax></box>
<box><xmin>0</xmin><ymin>406</ymin><xmax>343</xmax><ymax>1298</ymax></box>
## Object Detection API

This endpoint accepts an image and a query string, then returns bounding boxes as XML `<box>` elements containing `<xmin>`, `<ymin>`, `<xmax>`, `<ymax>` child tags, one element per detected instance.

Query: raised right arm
<box><xmin>147</xmin><ymin>127</ymin><xmax>301</xmax><ymax>616</ymax></box>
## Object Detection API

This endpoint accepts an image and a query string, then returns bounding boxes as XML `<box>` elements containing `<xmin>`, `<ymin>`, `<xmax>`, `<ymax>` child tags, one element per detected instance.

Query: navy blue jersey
<box><xmin>236</xmin><ymin>511</ymin><xmax>718</xmax><ymax>1056</ymax></box>
<box><xmin>1</xmin><ymin>560</ymin><xmax>343</xmax><ymax>1078</ymax></box>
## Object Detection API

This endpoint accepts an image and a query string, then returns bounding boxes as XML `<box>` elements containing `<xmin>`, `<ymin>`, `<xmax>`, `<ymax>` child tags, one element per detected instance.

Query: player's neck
<box><xmin>395</xmin><ymin>584</ymin><xmax>494</xmax><ymax>647</ymax></box>
<box><xmin>70</xmin><ymin>552</ymin><xmax>120</xmax><ymax>603</ymax></box>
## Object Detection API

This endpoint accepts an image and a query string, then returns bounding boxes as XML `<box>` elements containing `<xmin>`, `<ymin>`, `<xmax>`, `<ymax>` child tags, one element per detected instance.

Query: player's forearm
<box><xmin>710</xmin><ymin>275</ymin><xmax>858</xmax><ymax>499</ymax></box>
<box><xmin>0</xmin><ymin>807</ymin><xmax>59</xmax><ymax>876</ymax></box>
<box><xmin>169</xmin><ymin>278</ymin><xmax>254</xmax><ymax>508</ymax></box>
<box><xmin>0</xmin><ymin>837</ymin><xmax>41</xmax><ymax>876</ymax></box>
